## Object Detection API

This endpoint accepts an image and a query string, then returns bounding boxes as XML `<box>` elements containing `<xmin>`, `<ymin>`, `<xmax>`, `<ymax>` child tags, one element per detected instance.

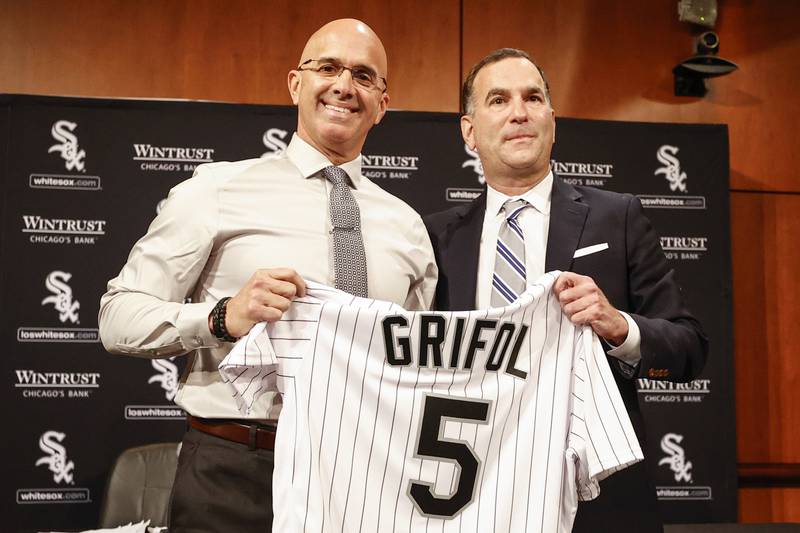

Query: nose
<box><xmin>331</xmin><ymin>68</ymin><xmax>356</xmax><ymax>97</ymax></box>
<box><xmin>509</xmin><ymin>97</ymin><xmax>528</xmax><ymax>123</ymax></box>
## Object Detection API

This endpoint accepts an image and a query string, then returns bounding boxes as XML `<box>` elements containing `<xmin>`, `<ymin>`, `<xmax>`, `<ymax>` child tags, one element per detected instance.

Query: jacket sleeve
<box><xmin>623</xmin><ymin>195</ymin><xmax>709</xmax><ymax>381</ymax></box>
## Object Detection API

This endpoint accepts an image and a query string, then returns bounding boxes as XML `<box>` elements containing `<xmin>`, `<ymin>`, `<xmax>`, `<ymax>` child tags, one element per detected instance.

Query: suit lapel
<box><xmin>545</xmin><ymin>176</ymin><xmax>589</xmax><ymax>272</ymax></box>
<box><xmin>445</xmin><ymin>192</ymin><xmax>486</xmax><ymax>310</ymax></box>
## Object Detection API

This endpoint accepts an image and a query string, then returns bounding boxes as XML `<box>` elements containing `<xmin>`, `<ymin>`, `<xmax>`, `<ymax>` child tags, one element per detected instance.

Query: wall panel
<box><xmin>0</xmin><ymin>0</ymin><xmax>461</xmax><ymax>111</ymax></box>
<box><xmin>731</xmin><ymin>192</ymin><xmax>800</xmax><ymax>464</ymax></box>
<box><xmin>739</xmin><ymin>489</ymin><xmax>800</xmax><ymax>523</ymax></box>
<box><xmin>462</xmin><ymin>1</ymin><xmax>800</xmax><ymax>193</ymax></box>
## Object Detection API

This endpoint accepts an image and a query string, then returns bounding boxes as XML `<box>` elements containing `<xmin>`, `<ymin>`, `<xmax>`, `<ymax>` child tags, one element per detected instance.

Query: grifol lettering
<box><xmin>381</xmin><ymin>314</ymin><xmax>528</xmax><ymax>379</ymax></box>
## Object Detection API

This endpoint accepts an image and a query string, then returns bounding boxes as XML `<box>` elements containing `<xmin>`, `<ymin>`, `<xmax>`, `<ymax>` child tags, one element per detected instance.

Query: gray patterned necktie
<box><xmin>323</xmin><ymin>165</ymin><xmax>368</xmax><ymax>297</ymax></box>
<box><xmin>491</xmin><ymin>199</ymin><xmax>529</xmax><ymax>307</ymax></box>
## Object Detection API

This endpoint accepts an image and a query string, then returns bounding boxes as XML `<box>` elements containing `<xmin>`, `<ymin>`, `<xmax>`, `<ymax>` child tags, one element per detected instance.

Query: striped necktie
<box><xmin>491</xmin><ymin>199</ymin><xmax>529</xmax><ymax>307</ymax></box>
<box><xmin>323</xmin><ymin>165</ymin><xmax>369</xmax><ymax>298</ymax></box>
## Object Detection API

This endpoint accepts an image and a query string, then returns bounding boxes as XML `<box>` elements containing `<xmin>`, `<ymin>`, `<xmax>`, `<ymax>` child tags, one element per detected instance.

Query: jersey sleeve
<box><xmin>567</xmin><ymin>326</ymin><xmax>644</xmax><ymax>501</ymax></box>
<box><xmin>218</xmin><ymin>321</ymin><xmax>279</xmax><ymax>416</ymax></box>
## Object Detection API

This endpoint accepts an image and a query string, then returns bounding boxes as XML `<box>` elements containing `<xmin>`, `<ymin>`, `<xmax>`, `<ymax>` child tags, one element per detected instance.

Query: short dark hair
<box><xmin>461</xmin><ymin>48</ymin><xmax>552</xmax><ymax>114</ymax></box>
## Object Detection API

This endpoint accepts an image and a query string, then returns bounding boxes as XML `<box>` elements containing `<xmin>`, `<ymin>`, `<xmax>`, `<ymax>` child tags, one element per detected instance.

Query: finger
<box><xmin>563</xmin><ymin>291</ymin><xmax>605</xmax><ymax>318</ymax></box>
<box><xmin>262</xmin><ymin>293</ymin><xmax>292</xmax><ymax>313</ymax></box>
<box><xmin>553</xmin><ymin>272</ymin><xmax>576</xmax><ymax>294</ymax></box>
<box><xmin>558</xmin><ymin>282</ymin><xmax>594</xmax><ymax>307</ymax></box>
<box><xmin>264</xmin><ymin>268</ymin><xmax>307</xmax><ymax>298</ymax></box>
<box><xmin>251</xmin><ymin>305</ymin><xmax>284</xmax><ymax>323</ymax></box>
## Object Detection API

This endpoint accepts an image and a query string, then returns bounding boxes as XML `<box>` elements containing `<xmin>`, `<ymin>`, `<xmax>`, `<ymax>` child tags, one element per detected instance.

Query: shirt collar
<box><xmin>486</xmin><ymin>170</ymin><xmax>553</xmax><ymax>217</ymax></box>
<box><xmin>284</xmin><ymin>133</ymin><xmax>363</xmax><ymax>188</ymax></box>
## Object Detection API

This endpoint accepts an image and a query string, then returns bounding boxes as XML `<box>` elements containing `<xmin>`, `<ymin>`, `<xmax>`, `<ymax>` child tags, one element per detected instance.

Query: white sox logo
<box><xmin>658</xmin><ymin>432</ymin><xmax>693</xmax><ymax>482</ymax></box>
<box><xmin>48</xmin><ymin>120</ymin><xmax>86</xmax><ymax>172</ymax></box>
<box><xmin>462</xmin><ymin>143</ymin><xmax>485</xmax><ymax>184</ymax></box>
<box><xmin>35</xmin><ymin>431</ymin><xmax>75</xmax><ymax>485</ymax></box>
<box><xmin>655</xmin><ymin>145</ymin><xmax>687</xmax><ymax>193</ymax></box>
<box><xmin>262</xmin><ymin>127</ymin><xmax>289</xmax><ymax>158</ymax></box>
<box><xmin>41</xmin><ymin>271</ymin><xmax>80</xmax><ymax>324</ymax></box>
<box><xmin>149</xmin><ymin>357</ymin><xmax>179</xmax><ymax>401</ymax></box>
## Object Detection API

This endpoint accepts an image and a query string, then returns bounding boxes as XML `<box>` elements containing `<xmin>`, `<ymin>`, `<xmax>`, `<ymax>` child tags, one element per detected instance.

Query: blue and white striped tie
<box><xmin>491</xmin><ymin>199</ymin><xmax>529</xmax><ymax>307</ymax></box>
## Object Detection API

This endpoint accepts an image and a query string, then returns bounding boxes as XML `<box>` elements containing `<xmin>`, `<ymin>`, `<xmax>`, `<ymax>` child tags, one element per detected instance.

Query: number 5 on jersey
<box><xmin>408</xmin><ymin>394</ymin><xmax>492</xmax><ymax>518</ymax></box>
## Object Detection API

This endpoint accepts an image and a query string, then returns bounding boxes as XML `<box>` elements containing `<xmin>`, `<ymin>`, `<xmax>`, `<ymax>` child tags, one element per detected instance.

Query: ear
<box><xmin>373</xmin><ymin>92</ymin><xmax>390</xmax><ymax>125</ymax></box>
<box><xmin>550</xmin><ymin>108</ymin><xmax>556</xmax><ymax>145</ymax></box>
<box><xmin>288</xmin><ymin>70</ymin><xmax>301</xmax><ymax>105</ymax></box>
<box><xmin>460</xmin><ymin>114</ymin><xmax>476</xmax><ymax>150</ymax></box>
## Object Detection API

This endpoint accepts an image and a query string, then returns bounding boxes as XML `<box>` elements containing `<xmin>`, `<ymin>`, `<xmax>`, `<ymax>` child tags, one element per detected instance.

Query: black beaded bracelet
<box><xmin>210</xmin><ymin>297</ymin><xmax>238</xmax><ymax>342</ymax></box>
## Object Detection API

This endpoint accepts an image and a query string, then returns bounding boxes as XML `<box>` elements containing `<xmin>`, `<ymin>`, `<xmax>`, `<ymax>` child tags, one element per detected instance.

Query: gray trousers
<box><xmin>168</xmin><ymin>426</ymin><xmax>274</xmax><ymax>533</ymax></box>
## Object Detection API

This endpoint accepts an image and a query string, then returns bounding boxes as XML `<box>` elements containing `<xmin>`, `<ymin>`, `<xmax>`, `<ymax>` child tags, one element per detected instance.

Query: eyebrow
<box><xmin>484</xmin><ymin>86</ymin><xmax>545</xmax><ymax>101</ymax></box>
<box><xmin>317</xmin><ymin>56</ymin><xmax>378</xmax><ymax>76</ymax></box>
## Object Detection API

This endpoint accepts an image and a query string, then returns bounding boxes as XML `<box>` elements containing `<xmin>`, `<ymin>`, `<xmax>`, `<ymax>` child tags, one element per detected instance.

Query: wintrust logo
<box><xmin>148</xmin><ymin>358</ymin><xmax>179</xmax><ymax>401</ymax></box>
<box><xmin>655</xmin><ymin>145</ymin><xmax>688</xmax><ymax>192</ymax></box>
<box><xmin>15</xmin><ymin>369</ymin><xmax>101</xmax><ymax>399</ymax></box>
<box><xmin>660</xmin><ymin>235</ymin><xmax>709</xmax><ymax>261</ymax></box>
<box><xmin>17</xmin><ymin>271</ymin><xmax>99</xmax><ymax>343</ymax></box>
<box><xmin>362</xmin><ymin>154</ymin><xmax>420</xmax><ymax>180</ymax></box>
<box><xmin>17</xmin><ymin>431</ymin><xmax>90</xmax><ymax>504</ymax></box>
<box><xmin>132</xmin><ymin>143</ymin><xmax>215</xmax><ymax>172</ymax></box>
<box><xmin>35</xmin><ymin>431</ymin><xmax>75</xmax><ymax>485</ymax></box>
<box><xmin>658</xmin><ymin>433</ymin><xmax>693</xmax><ymax>482</ymax></box>
<box><xmin>637</xmin><ymin>378</ymin><xmax>711</xmax><ymax>404</ymax></box>
<box><xmin>22</xmin><ymin>215</ymin><xmax>107</xmax><ymax>245</ymax></box>
<box><xmin>41</xmin><ymin>271</ymin><xmax>80</xmax><ymax>324</ymax></box>
<box><xmin>48</xmin><ymin>121</ymin><xmax>86</xmax><ymax>172</ymax></box>
<box><xmin>551</xmin><ymin>159</ymin><xmax>613</xmax><ymax>188</ymax></box>
<box><xmin>262</xmin><ymin>128</ymin><xmax>289</xmax><ymax>157</ymax></box>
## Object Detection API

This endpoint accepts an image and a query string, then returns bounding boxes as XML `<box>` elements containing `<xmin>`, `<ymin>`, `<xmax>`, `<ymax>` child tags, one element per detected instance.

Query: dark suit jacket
<box><xmin>424</xmin><ymin>175</ymin><xmax>708</xmax><ymax>531</ymax></box>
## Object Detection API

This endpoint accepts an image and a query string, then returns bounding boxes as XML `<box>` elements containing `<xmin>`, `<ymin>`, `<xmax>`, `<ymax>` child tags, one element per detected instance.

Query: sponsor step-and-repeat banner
<box><xmin>0</xmin><ymin>94</ymin><xmax>735</xmax><ymax>531</ymax></box>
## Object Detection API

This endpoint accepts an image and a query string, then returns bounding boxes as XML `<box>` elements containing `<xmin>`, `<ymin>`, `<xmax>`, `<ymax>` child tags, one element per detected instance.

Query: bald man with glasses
<box><xmin>99</xmin><ymin>19</ymin><xmax>436</xmax><ymax>532</ymax></box>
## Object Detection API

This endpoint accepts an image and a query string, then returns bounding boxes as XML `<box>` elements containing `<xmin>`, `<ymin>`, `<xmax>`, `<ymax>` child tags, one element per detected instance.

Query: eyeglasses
<box><xmin>297</xmin><ymin>59</ymin><xmax>388</xmax><ymax>93</ymax></box>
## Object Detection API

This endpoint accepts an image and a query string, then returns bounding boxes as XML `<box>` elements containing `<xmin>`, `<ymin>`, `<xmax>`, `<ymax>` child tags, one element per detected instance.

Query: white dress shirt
<box><xmin>476</xmin><ymin>170</ymin><xmax>641</xmax><ymax>366</ymax></box>
<box><xmin>99</xmin><ymin>134</ymin><xmax>438</xmax><ymax>420</ymax></box>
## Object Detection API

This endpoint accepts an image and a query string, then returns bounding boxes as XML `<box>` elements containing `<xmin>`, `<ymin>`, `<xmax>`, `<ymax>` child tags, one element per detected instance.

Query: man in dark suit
<box><xmin>424</xmin><ymin>48</ymin><xmax>708</xmax><ymax>532</ymax></box>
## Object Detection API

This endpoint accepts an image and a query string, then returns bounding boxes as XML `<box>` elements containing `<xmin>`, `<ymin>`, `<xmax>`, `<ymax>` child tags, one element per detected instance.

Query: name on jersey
<box><xmin>382</xmin><ymin>316</ymin><xmax>528</xmax><ymax>379</ymax></box>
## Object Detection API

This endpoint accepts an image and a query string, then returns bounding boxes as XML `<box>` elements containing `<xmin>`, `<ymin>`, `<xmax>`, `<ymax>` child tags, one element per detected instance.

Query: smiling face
<box><xmin>288</xmin><ymin>19</ymin><xmax>390</xmax><ymax>164</ymax></box>
<box><xmin>461</xmin><ymin>57</ymin><xmax>555</xmax><ymax>187</ymax></box>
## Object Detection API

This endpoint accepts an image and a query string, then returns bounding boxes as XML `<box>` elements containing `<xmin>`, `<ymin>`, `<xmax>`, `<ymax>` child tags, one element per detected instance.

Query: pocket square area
<box><xmin>573</xmin><ymin>243</ymin><xmax>609</xmax><ymax>258</ymax></box>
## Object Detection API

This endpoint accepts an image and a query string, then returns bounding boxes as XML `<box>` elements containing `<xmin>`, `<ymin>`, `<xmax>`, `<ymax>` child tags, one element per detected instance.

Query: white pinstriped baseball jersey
<box><xmin>219</xmin><ymin>271</ymin><xmax>642</xmax><ymax>533</ymax></box>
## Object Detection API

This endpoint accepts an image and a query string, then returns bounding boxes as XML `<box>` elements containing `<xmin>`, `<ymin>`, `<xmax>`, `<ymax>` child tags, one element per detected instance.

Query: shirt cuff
<box><xmin>176</xmin><ymin>301</ymin><xmax>221</xmax><ymax>350</ymax></box>
<box><xmin>606</xmin><ymin>311</ymin><xmax>642</xmax><ymax>367</ymax></box>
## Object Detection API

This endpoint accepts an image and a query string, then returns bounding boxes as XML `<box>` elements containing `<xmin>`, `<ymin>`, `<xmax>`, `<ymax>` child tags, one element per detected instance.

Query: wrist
<box><xmin>209</xmin><ymin>297</ymin><xmax>238</xmax><ymax>342</ymax></box>
<box><xmin>607</xmin><ymin>313</ymin><xmax>629</xmax><ymax>346</ymax></box>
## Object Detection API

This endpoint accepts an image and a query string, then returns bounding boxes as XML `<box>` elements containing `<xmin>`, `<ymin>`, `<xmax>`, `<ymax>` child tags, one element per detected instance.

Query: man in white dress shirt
<box><xmin>99</xmin><ymin>18</ymin><xmax>436</xmax><ymax>532</ymax></box>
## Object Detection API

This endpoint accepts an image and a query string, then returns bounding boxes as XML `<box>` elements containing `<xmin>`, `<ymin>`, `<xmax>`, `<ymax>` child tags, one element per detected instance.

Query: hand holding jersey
<box><xmin>223</xmin><ymin>268</ymin><xmax>308</xmax><ymax>337</ymax></box>
<box><xmin>554</xmin><ymin>272</ymin><xmax>629</xmax><ymax>346</ymax></box>
<box><xmin>219</xmin><ymin>272</ymin><xmax>641</xmax><ymax>533</ymax></box>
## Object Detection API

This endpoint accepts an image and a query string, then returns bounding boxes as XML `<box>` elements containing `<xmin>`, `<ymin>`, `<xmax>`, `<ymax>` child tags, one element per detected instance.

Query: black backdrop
<box><xmin>0</xmin><ymin>94</ymin><xmax>736</xmax><ymax>531</ymax></box>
